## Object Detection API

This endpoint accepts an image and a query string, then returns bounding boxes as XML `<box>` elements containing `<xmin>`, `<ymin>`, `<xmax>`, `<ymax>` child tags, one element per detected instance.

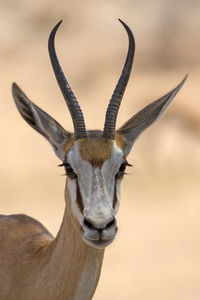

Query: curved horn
<box><xmin>48</xmin><ymin>20</ymin><xmax>87</xmax><ymax>140</ymax></box>
<box><xmin>103</xmin><ymin>19</ymin><xmax>135</xmax><ymax>139</ymax></box>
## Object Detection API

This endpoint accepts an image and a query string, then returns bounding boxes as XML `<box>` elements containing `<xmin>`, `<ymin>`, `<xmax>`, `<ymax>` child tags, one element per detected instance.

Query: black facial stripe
<box><xmin>76</xmin><ymin>181</ymin><xmax>84</xmax><ymax>213</ymax></box>
<box><xmin>113</xmin><ymin>181</ymin><xmax>118</xmax><ymax>209</ymax></box>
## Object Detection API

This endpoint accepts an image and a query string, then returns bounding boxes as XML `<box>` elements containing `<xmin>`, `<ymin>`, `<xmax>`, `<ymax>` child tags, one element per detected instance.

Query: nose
<box><xmin>83</xmin><ymin>216</ymin><xmax>116</xmax><ymax>232</ymax></box>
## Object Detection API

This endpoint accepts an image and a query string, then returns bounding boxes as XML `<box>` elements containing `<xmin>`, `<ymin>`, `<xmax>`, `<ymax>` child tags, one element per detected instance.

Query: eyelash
<box><xmin>58</xmin><ymin>161</ymin><xmax>132</xmax><ymax>179</ymax></box>
<box><xmin>58</xmin><ymin>162</ymin><xmax>77</xmax><ymax>179</ymax></box>
<box><xmin>116</xmin><ymin>161</ymin><xmax>132</xmax><ymax>178</ymax></box>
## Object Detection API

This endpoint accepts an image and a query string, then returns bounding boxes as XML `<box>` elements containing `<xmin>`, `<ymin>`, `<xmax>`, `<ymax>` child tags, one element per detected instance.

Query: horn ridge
<box><xmin>48</xmin><ymin>20</ymin><xmax>87</xmax><ymax>140</ymax></box>
<box><xmin>103</xmin><ymin>19</ymin><xmax>135</xmax><ymax>139</ymax></box>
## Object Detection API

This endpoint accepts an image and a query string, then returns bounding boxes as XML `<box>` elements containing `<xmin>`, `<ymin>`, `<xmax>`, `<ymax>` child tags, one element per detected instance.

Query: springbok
<box><xmin>0</xmin><ymin>19</ymin><xmax>186</xmax><ymax>300</ymax></box>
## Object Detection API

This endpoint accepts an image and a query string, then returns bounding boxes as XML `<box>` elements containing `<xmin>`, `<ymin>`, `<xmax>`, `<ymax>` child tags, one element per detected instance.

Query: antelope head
<box><xmin>12</xmin><ymin>20</ymin><xmax>186</xmax><ymax>249</ymax></box>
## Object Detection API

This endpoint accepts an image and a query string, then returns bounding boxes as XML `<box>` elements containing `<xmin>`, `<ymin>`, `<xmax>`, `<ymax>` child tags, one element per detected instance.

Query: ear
<box><xmin>117</xmin><ymin>75</ymin><xmax>187</xmax><ymax>156</ymax></box>
<box><xmin>12</xmin><ymin>83</ymin><xmax>71</xmax><ymax>161</ymax></box>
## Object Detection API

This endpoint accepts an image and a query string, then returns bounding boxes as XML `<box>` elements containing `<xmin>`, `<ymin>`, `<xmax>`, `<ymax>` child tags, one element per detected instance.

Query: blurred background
<box><xmin>0</xmin><ymin>0</ymin><xmax>200</xmax><ymax>299</ymax></box>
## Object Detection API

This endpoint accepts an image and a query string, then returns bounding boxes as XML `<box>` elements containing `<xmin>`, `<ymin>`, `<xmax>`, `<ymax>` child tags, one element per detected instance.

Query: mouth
<box><xmin>80</xmin><ymin>227</ymin><xmax>117</xmax><ymax>249</ymax></box>
<box><xmin>81</xmin><ymin>234</ymin><xmax>115</xmax><ymax>249</ymax></box>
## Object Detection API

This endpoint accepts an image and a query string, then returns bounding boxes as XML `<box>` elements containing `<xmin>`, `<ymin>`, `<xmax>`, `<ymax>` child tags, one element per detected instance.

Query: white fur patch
<box><xmin>66</xmin><ymin>141</ymin><xmax>124</xmax><ymax>225</ymax></box>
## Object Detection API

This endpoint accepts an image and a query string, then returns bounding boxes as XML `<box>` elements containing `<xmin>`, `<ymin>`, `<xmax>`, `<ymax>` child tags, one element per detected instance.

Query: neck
<box><xmin>41</xmin><ymin>189</ymin><xmax>104</xmax><ymax>300</ymax></box>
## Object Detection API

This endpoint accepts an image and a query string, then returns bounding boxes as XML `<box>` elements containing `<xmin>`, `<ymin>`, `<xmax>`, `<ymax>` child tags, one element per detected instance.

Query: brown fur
<box><xmin>78</xmin><ymin>137</ymin><xmax>113</xmax><ymax>166</ymax></box>
<box><xmin>0</xmin><ymin>214</ymin><xmax>53</xmax><ymax>299</ymax></box>
<box><xmin>64</xmin><ymin>134</ymin><xmax>74</xmax><ymax>154</ymax></box>
<box><xmin>0</xmin><ymin>132</ymin><xmax>119</xmax><ymax>299</ymax></box>
<box><xmin>115</xmin><ymin>132</ymin><xmax>127</xmax><ymax>151</ymax></box>
<box><xmin>64</xmin><ymin>131</ymin><xmax>127</xmax><ymax>164</ymax></box>
<box><xmin>0</xmin><ymin>184</ymin><xmax>104</xmax><ymax>300</ymax></box>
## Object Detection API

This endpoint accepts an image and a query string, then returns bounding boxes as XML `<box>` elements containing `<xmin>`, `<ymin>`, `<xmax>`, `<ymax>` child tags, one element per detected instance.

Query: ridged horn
<box><xmin>48</xmin><ymin>20</ymin><xmax>87</xmax><ymax>140</ymax></box>
<box><xmin>103</xmin><ymin>19</ymin><xmax>135</xmax><ymax>139</ymax></box>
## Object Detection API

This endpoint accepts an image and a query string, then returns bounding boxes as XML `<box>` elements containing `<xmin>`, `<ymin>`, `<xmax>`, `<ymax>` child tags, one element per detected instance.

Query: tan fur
<box><xmin>0</xmin><ymin>133</ymin><xmax>121</xmax><ymax>299</ymax></box>
<box><xmin>64</xmin><ymin>132</ymin><xmax>126</xmax><ymax>162</ymax></box>
<box><xmin>78</xmin><ymin>137</ymin><xmax>113</xmax><ymax>165</ymax></box>
<box><xmin>115</xmin><ymin>132</ymin><xmax>127</xmax><ymax>151</ymax></box>
<box><xmin>64</xmin><ymin>134</ymin><xmax>74</xmax><ymax>154</ymax></box>
<box><xmin>0</xmin><ymin>182</ymin><xmax>104</xmax><ymax>300</ymax></box>
<box><xmin>0</xmin><ymin>132</ymin><xmax>119</xmax><ymax>299</ymax></box>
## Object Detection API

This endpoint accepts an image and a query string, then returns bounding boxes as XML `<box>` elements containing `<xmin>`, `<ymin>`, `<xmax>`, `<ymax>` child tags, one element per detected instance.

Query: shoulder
<box><xmin>0</xmin><ymin>213</ymin><xmax>53</xmax><ymax>242</ymax></box>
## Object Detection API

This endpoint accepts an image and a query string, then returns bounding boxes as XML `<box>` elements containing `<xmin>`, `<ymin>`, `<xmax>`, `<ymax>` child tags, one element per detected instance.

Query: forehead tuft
<box><xmin>64</xmin><ymin>134</ymin><xmax>75</xmax><ymax>154</ymax></box>
<box><xmin>115</xmin><ymin>132</ymin><xmax>127</xmax><ymax>151</ymax></box>
<box><xmin>78</xmin><ymin>137</ymin><xmax>113</xmax><ymax>165</ymax></box>
<box><xmin>64</xmin><ymin>131</ymin><xmax>126</xmax><ymax>164</ymax></box>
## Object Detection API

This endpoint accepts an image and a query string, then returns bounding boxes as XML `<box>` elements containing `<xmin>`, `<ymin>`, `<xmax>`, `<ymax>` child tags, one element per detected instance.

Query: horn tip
<box><xmin>118</xmin><ymin>18</ymin><xmax>125</xmax><ymax>25</ymax></box>
<box><xmin>118</xmin><ymin>18</ymin><xmax>129</xmax><ymax>29</ymax></box>
<box><xmin>183</xmin><ymin>73</ymin><xmax>188</xmax><ymax>81</ymax></box>
<box><xmin>50</xmin><ymin>20</ymin><xmax>63</xmax><ymax>37</ymax></box>
<box><xmin>12</xmin><ymin>82</ymin><xmax>20</xmax><ymax>93</ymax></box>
<box><xmin>58</xmin><ymin>19</ymin><xmax>63</xmax><ymax>26</ymax></box>
<box><xmin>54</xmin><ymin>20</ymin><xmax>63</xmax><ymax>30</ymax></box>
<box><xmin>117</xmin><ymin>19</ymin><xmax>135</xmax><ymax>44</ymax></box>
<box><xmin>178</xmin><ymin>74</ymin><xmax>188</xmax><ymax>89</ymax></box>
<box><xmin>48</xmin><ymin>20</ymin><xmax>63</xmax><ymax>48</ymax></box>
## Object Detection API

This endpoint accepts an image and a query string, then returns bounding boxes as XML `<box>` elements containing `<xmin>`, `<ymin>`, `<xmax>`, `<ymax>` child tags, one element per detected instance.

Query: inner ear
<box><xmin>116</xmin><ymin>76</ymin><xmax>187</xmax><ymax>156</ymax></box>
<box><xmin>12</xmin><ymin>83</ymin><xmax>71</xmax><ymax>160</ymax></box>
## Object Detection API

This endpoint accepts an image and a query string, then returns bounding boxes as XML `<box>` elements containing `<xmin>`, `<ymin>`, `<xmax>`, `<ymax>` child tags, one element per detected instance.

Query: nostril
<box><xmin>83</xmin><ymin>217</ymin><xmax>116</xmax><ymax>231</ymax></box>
<box><xmin>105</xmin><ymin>218</ymin><xmax>116</xmax><ymax>229</ymax></box>
<box><xmin>83</xmin><ymin>218</ymin><xmax>97</xmax><ymax>231</ymax></box>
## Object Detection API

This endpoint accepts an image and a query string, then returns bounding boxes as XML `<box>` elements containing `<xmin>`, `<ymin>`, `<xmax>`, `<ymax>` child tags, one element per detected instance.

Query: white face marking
<box><xmin>66</xmin><ymin>141</ymin><xmax>124</xmax><ymax>246</ymax></box>
<box><xmin>101</xmin><ymin>142</ymin><xmax>124</xmax><ymax>214</ymax></box>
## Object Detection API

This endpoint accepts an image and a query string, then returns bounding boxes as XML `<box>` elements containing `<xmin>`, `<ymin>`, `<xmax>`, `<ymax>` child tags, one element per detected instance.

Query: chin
<box><xmin>82</xmin><ymin>234</ymin><xmax>115</xmax><ymax>249</ymax></box>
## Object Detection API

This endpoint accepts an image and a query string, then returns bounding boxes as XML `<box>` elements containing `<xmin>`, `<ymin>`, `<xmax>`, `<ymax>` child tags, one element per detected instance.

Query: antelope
<box><xmin>0</xmin><ymin>19</ymin><xmax>186</xmax><ymax>300</ymax></box>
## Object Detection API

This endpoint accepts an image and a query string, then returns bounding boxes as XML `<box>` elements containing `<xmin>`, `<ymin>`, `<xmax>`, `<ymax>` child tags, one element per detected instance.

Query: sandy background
<box><xmin>0</xmin><ymin>1</ymin><xmax>200</xmax><ymax>299</ymax></box>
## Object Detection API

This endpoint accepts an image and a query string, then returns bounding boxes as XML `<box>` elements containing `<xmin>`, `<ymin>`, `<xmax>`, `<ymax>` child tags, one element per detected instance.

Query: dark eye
<box><xmin>64</xmin><ymin>163</ymin><xmax>73</xmax><ymax>173</ymax></box>
<box><xmin>59</xmin><ymin>162</ymin><xmax>77</xmax><ymax>179</ymax></box>
<box><xmin>116</xmin><ymin>162</ymin><xmax>127</xmax><ymax>178</ymax></box>
<box><xmin>119</xmin><ymin>163</ymin><xmax>126</xmax><ymax>173</ymax></box>
<box><xmin>116</xmin><ymin>161</ymin><xmax>132</xmax><ymax>178</ymax></box>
